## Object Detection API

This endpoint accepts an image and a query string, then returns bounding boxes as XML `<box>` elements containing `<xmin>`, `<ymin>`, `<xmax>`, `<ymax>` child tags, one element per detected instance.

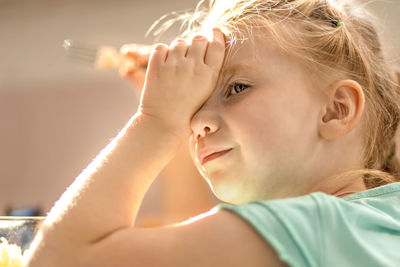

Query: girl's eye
<box><xmin>228</xmin><ymin>82</ymin><xmax>250</xmax><ymax>96</ymax></box>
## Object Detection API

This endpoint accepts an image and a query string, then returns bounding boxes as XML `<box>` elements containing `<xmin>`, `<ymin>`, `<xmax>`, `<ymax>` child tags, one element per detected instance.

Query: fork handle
<box><xmin>95</xmin><ymin>46</ymin><xmax>148</xmax><ymax>70</ymax></box>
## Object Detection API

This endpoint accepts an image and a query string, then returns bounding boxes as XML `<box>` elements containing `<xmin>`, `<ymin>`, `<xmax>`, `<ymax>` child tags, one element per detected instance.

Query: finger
<box><xmin>119</xmin><ymin>67</ymin><xmax>145</xmax><ymax>93</ymax></box>
<box><xmin>137</xmin><ymin>52</ymin><xmax>150</xmax><ymax>66</ymax></box>
<box><xmin>120</xmin><ymin>44</ymin><xmax>139</xmax><ymax>57</ymax></box>
<box><xmin>137</xmin><ymin>45</ymin><xmax>153</xmax><ymax>57</ymax></box>
<box><xmin>120</xmin><ymin>44</ymin><xmax>152</xmax><ymax>60</ymax></box>
<box><xmin>186</xmin><ymin>35</ymin><xmax>209</xmax><ymax>63</ymax></box>
<box><xmin>147</xmin><ymin>43</ymin><xmax>169</xmax><ymax>70</ymax></box>
<box><xmin>204</xmin><ymin>28</ymin><xmax>226</xmax><ymax>69</ymax></box>
<box><xmin>167</xmin><ymin>38</ymin><xmax>188</xmax><ymax>62</ymax></box>
<box><xmin>127</xmin><ymin>71</ymin><xmax>146</xmax><ymax>95</ymax></box>
<box><xmin>119</xmin><ymin>60</ymin><xmax>145</xmax><ymax>78</ymax></box>
<box><xmin>133</xmin><ymin>72</ymin><xmax>146</xmax><ymax>92</ymax></box>
<box><xmin>119</xmin><ymin>65</ymin><xmax>133</xmax><ymax>77</ymax></box>
<box><xmin>120</xmin><ymin>46</ymin><xmax>149</xmax><ymax>71</ymax></box>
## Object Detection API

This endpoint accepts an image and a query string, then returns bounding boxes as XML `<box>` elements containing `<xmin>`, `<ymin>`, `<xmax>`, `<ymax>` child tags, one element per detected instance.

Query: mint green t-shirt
<box><xmin>214</xmin><ymin>182</ymin><xmax>400</xmax><ymax>267</ymax></box>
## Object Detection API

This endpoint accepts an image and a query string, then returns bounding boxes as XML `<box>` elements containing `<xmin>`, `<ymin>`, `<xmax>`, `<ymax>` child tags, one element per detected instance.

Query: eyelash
<box><xmin>226</xmin><ymin>82</ymin><xmax>250</xmax><ymax>97</ymax></box>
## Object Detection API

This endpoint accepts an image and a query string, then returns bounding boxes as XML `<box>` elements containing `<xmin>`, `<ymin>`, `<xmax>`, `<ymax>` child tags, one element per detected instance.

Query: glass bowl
<box><xmin>0</xmin><ymin>216</ymin><xmax>45</xmax><ymax>253</ymax></box>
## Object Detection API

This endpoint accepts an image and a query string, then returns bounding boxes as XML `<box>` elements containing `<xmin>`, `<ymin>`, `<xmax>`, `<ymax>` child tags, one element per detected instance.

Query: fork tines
<box><xmin>63</xmin><ymin>39</ymin><xmax>99</xmax><ymax>66</ymax></box>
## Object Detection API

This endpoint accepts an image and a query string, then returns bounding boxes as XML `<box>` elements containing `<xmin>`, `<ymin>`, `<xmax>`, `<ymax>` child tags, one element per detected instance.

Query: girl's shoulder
<box><xmin>214</xmin><ymin>182</ymin><xmax>400</xmax><ymax>267</ymax></box>
<box><xmin>215</xmin><ymin>181</ymin><xmax>400</xmax><ymax>221</ymax></box>
<box><xmin>341</xmin><ymin>181</ymin><xmax>400</xmax><ymax>201</ymax></box>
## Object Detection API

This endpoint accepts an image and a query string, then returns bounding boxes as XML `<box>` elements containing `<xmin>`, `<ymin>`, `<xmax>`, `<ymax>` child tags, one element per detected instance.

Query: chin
<box><xmin>200</xmin><ymin>168</ymin><xmax>256</xmax><ymax>204</ymax></box>
<box><xmin>210</xmin><ymin>182</ymin><xmax>252</xmax><ymax>204</ymax></box>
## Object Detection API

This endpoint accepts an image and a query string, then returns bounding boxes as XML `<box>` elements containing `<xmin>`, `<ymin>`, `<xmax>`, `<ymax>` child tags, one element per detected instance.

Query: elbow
<box><xmin>24</xmin><ymin>230</ymin><xmax>88</xmax><ymax>267</ymax></box>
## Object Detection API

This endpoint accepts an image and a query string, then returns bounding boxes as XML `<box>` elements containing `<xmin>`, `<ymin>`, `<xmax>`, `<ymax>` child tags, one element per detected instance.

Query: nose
<box><xmin>190</xmin><ymin>103</ymin><xmax>220</xmax><ymax>141</ymax></box>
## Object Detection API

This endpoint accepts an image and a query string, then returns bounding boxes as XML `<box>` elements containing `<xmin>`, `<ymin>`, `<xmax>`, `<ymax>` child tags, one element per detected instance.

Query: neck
<box><xmin>331</xmin><ymin>177</ymin><xmax>367</xmax><ymax>198</ymax></box>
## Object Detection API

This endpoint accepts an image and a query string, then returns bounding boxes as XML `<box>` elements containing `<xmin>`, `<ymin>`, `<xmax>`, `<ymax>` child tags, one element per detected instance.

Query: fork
<box><xmin>63</xmin><ymin>39</ymin><xmax>148</xmax><ymax>70</ymax></box>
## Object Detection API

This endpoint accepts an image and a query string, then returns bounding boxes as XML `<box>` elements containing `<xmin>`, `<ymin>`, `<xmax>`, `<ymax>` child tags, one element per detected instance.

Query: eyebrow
<box><xmin>221</xmin><ymin>63</ymin><xmax>259</xmax><ymax>76</ymax></box>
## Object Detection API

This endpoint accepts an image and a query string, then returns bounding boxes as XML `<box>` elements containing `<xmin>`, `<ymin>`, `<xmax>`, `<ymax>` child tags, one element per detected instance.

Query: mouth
<box><xmin>201</xmin><ymin>148</ymin><xmax>232</xmax><ymax>165</ymax></box>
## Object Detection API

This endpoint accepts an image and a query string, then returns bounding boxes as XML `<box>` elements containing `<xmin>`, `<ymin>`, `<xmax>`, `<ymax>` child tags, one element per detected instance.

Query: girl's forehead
<box><xmin>222</xmin><ymin>35</ymin><xmax>285</xmax><ymax>69</ymax></box>
<box><xmin>220</xmin><ymin>35</ymin><xmax>312</xmax><ymax>88</ymax></box>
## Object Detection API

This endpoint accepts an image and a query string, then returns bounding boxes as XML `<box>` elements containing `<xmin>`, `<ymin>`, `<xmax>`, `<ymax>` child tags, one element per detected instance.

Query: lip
<box><xmin>198</xmin><ymin>148</ymin><xmax>233</xmax><ymax>165</ymax></box>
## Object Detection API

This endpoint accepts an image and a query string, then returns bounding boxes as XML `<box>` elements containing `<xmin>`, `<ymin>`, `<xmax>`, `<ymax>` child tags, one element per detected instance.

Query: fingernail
<box><xmin>120</xmin><ymin>45</ymin><xmax>130</xmax><ymax>54</ymax></box>
<box><xmin>193</xmin><ymin>35</ymin><xmax>205</xmax><ymax>40</ymax></box>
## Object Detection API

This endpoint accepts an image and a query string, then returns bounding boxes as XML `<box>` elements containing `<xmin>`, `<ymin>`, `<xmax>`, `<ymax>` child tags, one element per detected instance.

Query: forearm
<box><xmin>159</xmin><ymin>143</ymin><xmax>220</xmax><ymax>224</ymax></box>
<box><xmin>25</xmin><ymin>26</ymin><xmax>226</xmax><ymax>265</ymax></box>
<box><xmin>34</xmin><ymin>113</ymin><xmax>181</xmax><ymax>247</ymax></box>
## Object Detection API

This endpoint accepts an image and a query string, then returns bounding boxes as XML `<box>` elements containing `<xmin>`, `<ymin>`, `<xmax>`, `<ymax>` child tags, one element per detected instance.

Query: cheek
<box><xmin>223</xmin><ymin>89</ymin><xmax>315</xmax><ymax>161</ymax></box>
<box><xmin>223</xmin><ymin>93</ymin><xmax>284</xmax><ymax>158</ymax></box>
<box><xmin>188</xmin><ymin>136</ymin><xmax>196</xmax><ymax>160</ymax></box>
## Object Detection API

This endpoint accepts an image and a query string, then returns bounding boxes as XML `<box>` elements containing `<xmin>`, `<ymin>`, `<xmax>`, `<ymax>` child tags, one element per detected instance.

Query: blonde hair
<box><xmin>147</xmin><ymin>0</ymin><xmax>400</xmax><ymax>189</ymax></box>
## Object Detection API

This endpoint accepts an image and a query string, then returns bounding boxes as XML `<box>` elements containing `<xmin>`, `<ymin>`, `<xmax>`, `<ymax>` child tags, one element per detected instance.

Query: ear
<box><xmin>318</xmin><ymin>80</ymin><xmax>365</xmax><ymax>140</ymax></box>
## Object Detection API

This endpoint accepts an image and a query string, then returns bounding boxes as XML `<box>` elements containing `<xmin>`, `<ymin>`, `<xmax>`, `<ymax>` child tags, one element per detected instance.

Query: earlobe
<box><xmin>318</xmin><ymin>80</ymin><xmax>365</xmax><ymax>140</ymax></box>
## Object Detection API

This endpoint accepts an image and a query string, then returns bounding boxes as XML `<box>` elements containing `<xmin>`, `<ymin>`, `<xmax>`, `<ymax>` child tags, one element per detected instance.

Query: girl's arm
<box><xmin>25</xmin><ymin>28</ymin><xmax>226</xmax><ymax>265</ymax></box>
<box><xmin>25</xmin><ymin>114</ymin><xmax>182</xmax><ymax>266</ymax></box>
<box><xmin>24</xmin><ymin>27</ymin><xmax>286</xmax><ymax>267</ymax></box>
<box><xmin>119</xmin><ymin>44</ymin><xmax>220</xmax><ymax>227</ymax></box>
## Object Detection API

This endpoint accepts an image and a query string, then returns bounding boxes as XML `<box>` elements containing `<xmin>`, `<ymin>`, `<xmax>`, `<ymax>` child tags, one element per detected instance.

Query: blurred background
<box><xmin>0</xmin><ymin>0</ymin><xmax>399</xmax><ymax>223</ymax></box>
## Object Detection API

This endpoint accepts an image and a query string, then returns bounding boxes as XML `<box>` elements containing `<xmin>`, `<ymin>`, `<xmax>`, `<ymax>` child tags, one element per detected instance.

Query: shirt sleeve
<box><xmin>213</xmin><ymin>193</ymin><xmax>325</xmax><ymax>267</ymax></box>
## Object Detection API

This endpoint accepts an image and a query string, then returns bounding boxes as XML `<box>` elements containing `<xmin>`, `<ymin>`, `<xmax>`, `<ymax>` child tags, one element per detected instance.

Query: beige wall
<box><xmin>0</xmin><ymin>0</ymin><xmax>399</xmax><ymax>217</ymax></box>
<box><xmin>0</xmin><ymin>0</ymin><xmax>199</xmax><ymax>219</ymax></box>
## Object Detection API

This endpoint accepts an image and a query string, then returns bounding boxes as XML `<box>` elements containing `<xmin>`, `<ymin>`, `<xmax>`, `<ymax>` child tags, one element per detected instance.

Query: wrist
<box><xmin>133</xmin><ymin>110</ymin><xmax>189</xmax><ymax>145</ymax></box>
<box><xmin>131</xmin><ymin>111</ymin><xmax>185</xmax><ymax>148</ymax></box>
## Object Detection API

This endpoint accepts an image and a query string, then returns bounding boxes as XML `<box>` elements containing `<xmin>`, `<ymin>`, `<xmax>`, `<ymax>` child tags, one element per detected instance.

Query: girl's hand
<box><xmin>119</xmin><ymin>44</ymin><xmax>153</xmax><ymax>95</ymax></box>
<box><xmin>137</xmin><ymin>28</ymin><xmax>226</xmax><ymax>141</ymax></box>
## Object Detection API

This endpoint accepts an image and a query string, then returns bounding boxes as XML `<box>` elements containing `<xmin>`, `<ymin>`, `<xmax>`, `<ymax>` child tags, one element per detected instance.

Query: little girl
<box><xmin>26</xmin><ymin>0</ymin><xmax>400</xmax><ymax>266</ymax></box>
